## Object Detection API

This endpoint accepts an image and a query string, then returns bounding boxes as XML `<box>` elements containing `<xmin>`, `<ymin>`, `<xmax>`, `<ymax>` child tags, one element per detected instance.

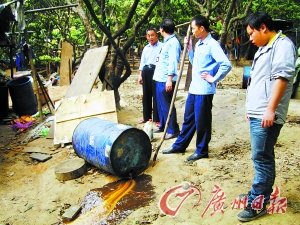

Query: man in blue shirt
<box><xmin>138</xmin><ymin>28</ymin><xmax>162</xmax><ymax>124</ymax></box>
<box><xmin>291</xmin><ymin>47</ymin><xmax>300</xmax><ymax>98</ymax></box>
<box><xmin>153</xmin><ymin>18</ymin><xmax>181</xmax><ymax>140</ymax></box>
<box><xmin>163</xmin><ymin>15</ymin><xmax>232</xmax><ymax>161</ymax></box>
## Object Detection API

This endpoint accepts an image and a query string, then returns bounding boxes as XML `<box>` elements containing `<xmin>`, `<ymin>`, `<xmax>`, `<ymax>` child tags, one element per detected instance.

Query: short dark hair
<box><xmin>160</xmin><ymin>18</ymin><xmax>175</xmax><ymax>34</ymax></box>
<box><xmin>146</xmin><ymin>27</ymin><xmax>157</xmax><ymax>34</ymax></box>
<box><xmin>191</xmin><ymin>15</ymin><xmax>210</xmax><ymax>31</ymax></box>
<box><xmin>245</xmin><ymin>12</ymin><xmax>275</xmax><ymax>31</ymax></box>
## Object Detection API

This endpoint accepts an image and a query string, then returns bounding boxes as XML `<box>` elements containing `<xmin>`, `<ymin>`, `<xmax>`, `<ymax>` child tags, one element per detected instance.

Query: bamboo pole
<box><xmin>25</xmin><ymin>4</ymin><xmax>78</xmax><ymax>14</ymax></box>
<box><xmin>175</xmin><ymin>21</ymin><xmax>190</xmax><ymax>28</ymax></box>
<box><xmin>24</xmin><ymin>30</ymin><xmax>43</xmax><ymax>122</ymax></box>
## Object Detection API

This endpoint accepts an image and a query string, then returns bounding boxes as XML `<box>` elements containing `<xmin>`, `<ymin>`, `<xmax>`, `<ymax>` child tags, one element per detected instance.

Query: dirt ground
<box><xmin>0</xmin><ymin>65</ymin><xmax>300</xmax><ymax>225</ymax></box>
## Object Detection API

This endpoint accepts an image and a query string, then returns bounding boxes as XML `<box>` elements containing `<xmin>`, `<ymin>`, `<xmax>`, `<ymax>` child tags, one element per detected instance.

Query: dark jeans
<box><xmin>248</xmin><ymin>117</ymin><xmax>283</xmax><ymax>205</ymax></box>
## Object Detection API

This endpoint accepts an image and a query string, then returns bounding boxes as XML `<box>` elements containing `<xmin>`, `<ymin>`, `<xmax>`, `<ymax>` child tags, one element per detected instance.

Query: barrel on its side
<box><xmin>72</xmin><ymin>118</ymin><xmax>152</xmax><ymax>178</ymax></box>
<box><xmin>7</xmin><ymin>76</ymin><xmax>37</xmax><ymax>116</ymax></box>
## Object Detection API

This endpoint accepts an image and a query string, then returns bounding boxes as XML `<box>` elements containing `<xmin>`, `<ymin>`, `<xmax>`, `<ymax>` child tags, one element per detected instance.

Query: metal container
<box><xmin>0</xmin><ymin>83</ymin><xmax>8</xmax><ymax>118</ymax></box>
<box><xmin>7</xmin><ymin>76</ymin><xmax>37</xmax><ymax>116</ymax></box>
<box><xmin>72</xmin><ymin>118</ymin><xmax>152</xmax><ymax>178</ymax></box>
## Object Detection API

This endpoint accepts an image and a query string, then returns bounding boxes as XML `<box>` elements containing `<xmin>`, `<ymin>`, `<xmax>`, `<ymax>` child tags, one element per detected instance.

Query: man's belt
<box><xmin>144</xmin><ymin>64</ymin><xmax>156</xmax><ymax>69</ymax></box>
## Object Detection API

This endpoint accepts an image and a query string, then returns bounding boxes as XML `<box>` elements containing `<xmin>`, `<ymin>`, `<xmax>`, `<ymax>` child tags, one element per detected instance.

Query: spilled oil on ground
<box><xmin>68</xmin><ymin>174</ymin><xmax>155</xmax><ymax>225</ymax></box>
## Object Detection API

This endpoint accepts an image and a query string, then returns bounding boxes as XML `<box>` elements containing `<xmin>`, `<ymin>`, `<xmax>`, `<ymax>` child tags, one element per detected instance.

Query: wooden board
<box><xmin>53</xmin><ymin>90</ymin><xmax>118</xmax><ymax>145</ymax></box>
<box><xmin>65</xmin><ymin>46</ymin><xmax>108</xmax><ymax>98</ymax></box>
<box><xmin>55</xmin><ymin>91</ymin><xmax>116</xmax><ymax>123</ymax></box>
<box><xmin>59</xmin><ymin>41</ymin><xmax>73</xmax><ymax>86</ymax></box>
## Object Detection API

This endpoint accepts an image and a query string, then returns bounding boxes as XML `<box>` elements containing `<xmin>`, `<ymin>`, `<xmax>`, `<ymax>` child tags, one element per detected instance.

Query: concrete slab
<box><xmin>29</xmin><ymin>152</ymin><xmax>52</xmax><ymax>162</ymax></box>
<box><xmin>62</xmin><ymin>205</ymin><xmax>81</xmax><ymax>222</ymax></box>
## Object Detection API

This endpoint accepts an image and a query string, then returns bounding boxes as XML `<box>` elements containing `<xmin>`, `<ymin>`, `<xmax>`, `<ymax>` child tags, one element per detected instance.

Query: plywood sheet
<box><xmin>55</xmin><ymin>91</ymin><xmax>115</xmax><ymax>123</ymax></box>
<box><xmin>53</xmin><ymin>90</ymin><xmax>117</xmax><ymax>145</ymax></box>
<box><xmin>59</xmin><ymin>41</ymin><xmax>73</xmax><ymax>86</ymax></box>
<box><xmin>65</xmin><ymin>46</ymin><xmax>108</xmax><ymax>98</ymax></box>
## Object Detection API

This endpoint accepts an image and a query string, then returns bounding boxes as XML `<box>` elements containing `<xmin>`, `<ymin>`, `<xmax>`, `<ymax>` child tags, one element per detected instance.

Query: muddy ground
<box><xmin>0</xmin><ymin>65</ymin><xmax>300</xmax><ymax>225</ymax></box>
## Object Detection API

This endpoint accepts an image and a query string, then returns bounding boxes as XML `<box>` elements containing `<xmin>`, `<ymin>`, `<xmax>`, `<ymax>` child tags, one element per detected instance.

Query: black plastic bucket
<box><xmin>7</xmin><ymin>76</ymin><xmax>37</xmax><ymax>116</ymax></box>
<box><xmin>242</xmin><ymin>66</ymin><xmax>251</xmax><ymax>89</ymax></box>
<box><xmin>72</xmin><ymin>118</ymin><xmax>152</xmax><ymax>178</ymax></box>
<box><xmin>0</xmin><ymin>83</ymin><xmax>9</xmax><ymax>118</ymax></box>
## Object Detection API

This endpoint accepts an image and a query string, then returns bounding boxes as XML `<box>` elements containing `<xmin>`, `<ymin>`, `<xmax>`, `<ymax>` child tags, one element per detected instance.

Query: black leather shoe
<box><xmin>162</xmin><ymin>147</ymin><xmax>185</xmax><ymax>154</ymax></box>
<box><xmin>164</xmin><ymin>132</ymin><xmax>179</xmax><ymax>140</ymax></box>
<box><xmin>186</xmin><ymin>153</ymin><xmax>208</xmax><ymax>162</ymax></box>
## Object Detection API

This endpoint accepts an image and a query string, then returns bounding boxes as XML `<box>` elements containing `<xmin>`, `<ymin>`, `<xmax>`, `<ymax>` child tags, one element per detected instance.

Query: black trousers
<box><xmin>292</xmin><ymin>70</ymin><xmax>300</xmax><ymax>98</ymax></box>
<box><xmin>142</xmin><ymin>66</ymin><xmax>159</xmax><ymax>122</ymax></box>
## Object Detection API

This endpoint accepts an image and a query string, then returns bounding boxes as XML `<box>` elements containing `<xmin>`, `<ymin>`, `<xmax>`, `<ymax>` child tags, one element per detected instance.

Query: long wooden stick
<box><xmin>23</xmin><ymin>30</ymin><xmax>43</xmax><ymax>122</ymax></box>
<box><xmin>152</xmin><ymin>25</ymin><xmax>191</xmax><ymax>164</ymax></box>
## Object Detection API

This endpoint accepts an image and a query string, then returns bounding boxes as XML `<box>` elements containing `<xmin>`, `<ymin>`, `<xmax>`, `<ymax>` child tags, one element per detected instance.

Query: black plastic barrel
<box><xmin>7</xmin><ymin>76</ymin><xmax>37</xmax><ymax>116</ymax></box>
<box><xmin>0</xmin><ymin>83</ymin><xmax>9</xmax><ymax>118</ymax></box>
<box><xmin>242</xmin><ymin>66</ymin><xmax>251</xmax><ymax>89</ymax></box>
<box><xmin>72</xmin><ymin>118</ymin><xmax>152</xmax><ymax>178</ymax></box>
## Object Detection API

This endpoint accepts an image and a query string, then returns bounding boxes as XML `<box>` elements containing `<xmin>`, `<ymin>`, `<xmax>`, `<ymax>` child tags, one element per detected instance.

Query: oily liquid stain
<box><xmin>68</xmin><ymin>174</ymin><xmax>155</xmax><ymax>225</ymax></box>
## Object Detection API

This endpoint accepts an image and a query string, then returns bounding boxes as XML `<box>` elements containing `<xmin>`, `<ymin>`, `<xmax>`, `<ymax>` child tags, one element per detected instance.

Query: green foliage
<box><xmin>69</xmin><ymin>25</ymin><xmax>86</xmax><ymax>45</ymax></box>
<box><xmin>252</xmin><ymin>0</ymin><xmax>300</xmax><ymax>20</ymax></box>
<box><xmin>6</xmin><ymin>0</ymin><xmax>299</xmax><ymax>69</ymax></box>
<box><xmin>38</xmin><ymin>55</ymin><xmax>60</xmax><ymax>64</ymax></box>
<box><xmin>214</xmin><ymin>20</ymin><xmax>223</xmax><ymax>35</ymax></box>
<box><xmin>15</xmin><ymin>0</ymin><xmax>85</xmax><ymax>67</ymax></box>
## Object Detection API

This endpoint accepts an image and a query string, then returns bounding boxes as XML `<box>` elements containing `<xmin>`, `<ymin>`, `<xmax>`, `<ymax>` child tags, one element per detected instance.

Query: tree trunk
<box><xmin>82</xmin><ymin>0</ymin><xmax>159</xmax><ymax>109</ymax></box>
<box><xmin>218</xmin><ymin>0</ymin><xmax>253</xmax><ymax>59</ymax></box>
<box><xmin>219</xmin><ymin>0</ymin><xmax>236</xmax><ymax>48</ymax></box>
<box><xmin>70</xmin><ymin>0</ymin><xmax>98</xmax><ymax>48</ymax></box>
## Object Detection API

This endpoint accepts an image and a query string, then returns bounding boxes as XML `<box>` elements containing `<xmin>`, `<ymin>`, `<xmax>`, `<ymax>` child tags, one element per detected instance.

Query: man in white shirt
<box><xmin>138</xmin><ymin>28</ymin><xmax>162</xmax><ymax>125</ymax></box>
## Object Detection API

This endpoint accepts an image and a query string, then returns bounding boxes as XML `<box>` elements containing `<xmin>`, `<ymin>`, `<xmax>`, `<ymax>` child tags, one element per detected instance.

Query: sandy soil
<box><xmin>0</xmin><ymin>66</ymin><xmax>300</xmax><ymax>225</ymax></box>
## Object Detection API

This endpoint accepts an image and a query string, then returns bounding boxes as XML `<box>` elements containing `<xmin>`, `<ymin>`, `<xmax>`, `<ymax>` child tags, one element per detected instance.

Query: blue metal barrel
<box><xmin>72</xmin><ymin>118</ymin><xmax>152</xmax><ymax>178</ymax></box>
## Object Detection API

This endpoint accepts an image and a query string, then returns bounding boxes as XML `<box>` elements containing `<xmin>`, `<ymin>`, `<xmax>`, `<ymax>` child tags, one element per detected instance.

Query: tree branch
<box><xmin>94</xmin><ymin>0</ymin><xmax>107</xmax><ymax>23</ymax></box>
<box><xmin>112</xmin><ymin>0</ymin><xmax>140</xmax><ymax>40</ymax></box>
<box><xmin>227</xmin><ymin>0</ymin><xmax>253</xmax><ymax>32</ymax></box>
<box><xmin>219</xmin><ymin>0</ymin><xmax>236</xmax><ymax>46</ymax></box>
<box><xmin>191</xmin><ymin>0</ymin><xmax>207</xmax><ymax>16</ymax></box>
<box><xmin>82</xmin><ymin>0</ymin><xmax>131</xmax><ymax>81</ymax></box>
<box><xmin>211</xmin><ymin>0</ymin><xmax>224</xmax><ymax>12</ymax></box>
<box><xmin>122</xmin><ymin>0</ymin><xmax>160</xmax><ymax>52</ymax></box>
<box><xmin>69</xmin><ymin>0</ymin><xmax>97</xmax><ymax>47</ymax></box>
<box><xmin>119</xmin><ymin>0</ymin><xmax>160</xmax><ymax>84</ymax></box>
